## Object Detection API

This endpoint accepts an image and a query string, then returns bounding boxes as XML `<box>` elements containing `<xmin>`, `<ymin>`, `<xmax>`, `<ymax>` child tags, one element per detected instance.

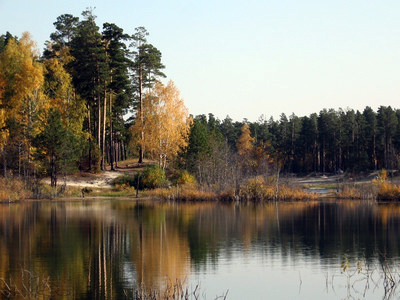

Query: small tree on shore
<box><xmin>34</xmin><ymin>109</ymin><xmax>82</xmax><ymax>187</ymax></box>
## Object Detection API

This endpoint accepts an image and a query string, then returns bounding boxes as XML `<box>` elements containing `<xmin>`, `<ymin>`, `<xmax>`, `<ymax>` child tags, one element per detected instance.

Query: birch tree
<box><xmin>0</xmin><ymin>32</ymin><xmax>46</xmax><ymax>176</ymax></box>
<box><xmin>131</xmin><ymin>81</ymin><xmax>191</xmax><ymax>168</ymax></box>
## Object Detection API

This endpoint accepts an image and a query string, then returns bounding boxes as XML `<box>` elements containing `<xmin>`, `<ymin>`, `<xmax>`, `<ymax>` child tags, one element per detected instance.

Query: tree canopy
<box><xmin>131</xmin><ymin>81</ymin><xmax>191</xmax><ymax>169</ymax></box>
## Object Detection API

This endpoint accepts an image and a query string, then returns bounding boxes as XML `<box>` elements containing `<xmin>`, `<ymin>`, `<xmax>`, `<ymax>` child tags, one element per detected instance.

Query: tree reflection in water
<box><xmin>0</xmin><ymin>200</ymin><xmax>399</xmax><ymax>298</ymax></box>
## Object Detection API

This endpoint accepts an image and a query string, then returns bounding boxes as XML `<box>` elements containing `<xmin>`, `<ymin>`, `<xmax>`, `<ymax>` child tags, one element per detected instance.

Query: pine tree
<box><xmin>130</xmin><ymin>27</ymin><xmax>165</xmax><ymax>163</ymax></box>
<box><xmin>377</xmin><ymin>106</ymin><xmax>398</xmax><ymax>170</ymax></box>
<box><xmin>43</xmin><ymin>14</ymin><xmax>79</xmax><ymax>63</ymax></box>
<box><xmin>102</xmin><ymin>22</ymin><xmax>132</xmax><ymax>170</ymax></box>
<box><xmin>70</xmin><ymin>9</ymin><xmax>108</xmax><ymax>171</ymax></box>
<box><xmin>34</xmin><ymin>108</ymin><xmax>82</xmax><ymax>187</ymax></box>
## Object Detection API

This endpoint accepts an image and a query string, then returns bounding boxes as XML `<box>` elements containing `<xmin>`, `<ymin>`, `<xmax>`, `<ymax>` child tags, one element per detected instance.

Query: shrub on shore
<box><xmin>336</xmin><ymin>183</ymin><xmax>378</xmax><ymax>200</ymax></box>
<box><xmin>141</xmin><ymin>165</ymin><xmax>170</xmax><ymax>189</ymax></box>
<box><xmin>111</xmin><ymin>174</ymin><xmax>136</xmax><ymax>187</ymax></box>
<box><xmin>148</xmin><ymin>186</ymin><xmax>218</xmax><ymax>202</ymax></box>
<box><xmin>149</xmin><ymin>175</ymin><xmax>316</xmax><ymax>202</ymax></box>
<box><xmin>373</xmin><ymin>169</ymin><xmax>400</xmax><ymax>201</ymax></box>
<box><xmin>238</xmin><ymin>176</ymin><xmax>317</xmax><ymax>201</ymax></box>
<box><xmin>175</xmin><ymin>170</ymin><xmax>197</xmax><ymax>186</ymax></box>
<box><xmin>335</xmin><ymin>169</ymin><xmax>400</xmax><ymax>201</ymax></box>
<box><xmin>376</xmin><ymin>182</ymin><xmax>400</xmax><ymax>201</ymax></box>
<box><xmin>0</xmin><ymin>177</ymin><xmax>31</xmax><ymax>201</ymax></box>
<box><xmin>111</xmin><ymin>165</ymin><xmax>170</xmax><ymax>191</ymax></box>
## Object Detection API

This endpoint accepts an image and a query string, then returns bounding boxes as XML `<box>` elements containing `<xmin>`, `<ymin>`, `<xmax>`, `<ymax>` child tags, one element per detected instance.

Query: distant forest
<box><xmin>0</xmin><ymin>9</ymin><xmax>399</xmax><ymax>189</ymax></box>
<box><xmin>186</xmin><ymin>106</ymin><xmax>399</xmax><ymax>181</ymax></box>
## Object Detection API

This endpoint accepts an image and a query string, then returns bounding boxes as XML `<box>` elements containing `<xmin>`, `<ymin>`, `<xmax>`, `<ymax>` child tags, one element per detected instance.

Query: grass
<box><xmin>302</xmin><ymin>183</ymin><xmax>338</xmax><ymax>189</ymax></box>
<box><xmin>9</xmin><ymin>162</ymin><xmax>396</xmax><ymax>202</ymax></box>
<box><xmin>335</xmin><ymin>180</ymin><xmax>400</xmax><ymax>202</ymax></box>
<box><xmin>126</xmin><ymin>279</ymin><xmax>228</xmax><ymax>300</ymax></box>
<box><xmin>147</xmin><ymin>185</ymin><xmax>219</xmax><ymax>202</ymax></box>
<box><xmin>238</xmin><ymin>176</ymin><xmax>318</xmax><ymax>201</ymax></box>
<box><xmin>0</xmin><ymin>272</ymin><xmax>227</xmax><ymax>300</ymax></box>
<box><xmin>58</xmin><ymin>174</ymin><xmax>400</xmax><ymax>202</ymax></box>
<box><xmin>0</xmin><ymin>269</ymin><xmax>52</xmax><ymax>299</ymax></box>
<box><xmin>147</xmin><ymin>176</ymin><xmax>317</xmax><ymax>202</ymax></box>
<box><xmin>96</xmin><ymin>188</ymin><xmax>136</xmax><ymax>198</ymax></box>
<box><xmin>336</xmin><ymin>183</ymin><xmax>378</xmax><ymax>200</ymax></box>
<box><xmin>0</xmin><ymin>177</ymin><xmax>31</xmax><ymax>201</ymax></box>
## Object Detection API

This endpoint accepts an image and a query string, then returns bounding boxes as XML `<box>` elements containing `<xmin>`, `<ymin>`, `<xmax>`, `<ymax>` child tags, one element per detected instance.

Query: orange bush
<box><xmin>377</xmin><ymin>182</ymin><xmax>400</xmax><ymax>201</ymax></box>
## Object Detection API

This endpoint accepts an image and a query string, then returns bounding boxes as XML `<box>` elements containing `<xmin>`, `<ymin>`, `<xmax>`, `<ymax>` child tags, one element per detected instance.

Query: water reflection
<box><xmin>0</xmin><ymin>200</ymin><xmax>399</xmax><ymax>298</ymax></box>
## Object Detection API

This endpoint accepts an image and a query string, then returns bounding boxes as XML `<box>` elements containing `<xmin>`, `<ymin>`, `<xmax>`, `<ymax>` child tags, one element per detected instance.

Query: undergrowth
<box><xmin>148</xmin><ymin>175</ymin><xmax>317</xmax><ymax>202</ymax></box>
<box><xmin>0</xmin><ymin>177</ymin><xmax>31</xmax><ymax>201</ymax></box>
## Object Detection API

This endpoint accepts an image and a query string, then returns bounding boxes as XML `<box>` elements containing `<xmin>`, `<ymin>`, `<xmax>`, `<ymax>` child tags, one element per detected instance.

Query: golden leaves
<box><xmin>0</xmin><ymin>33</ymin><xmax>44</xmax><ymax>116</ymax></box>
<box><xmin>236</xmin><ymin>123</ymin><xmax>254</xmax><ymax>156</ymax></box>
<box><xmin>0</xmin><ymin>32</ymin><xmax>47</xmax><ymax>157</ymax></box>
<box><xmin>131</xmin><ymin>81</ymin><xmax>192</xmax><ymax>168</ymax></box>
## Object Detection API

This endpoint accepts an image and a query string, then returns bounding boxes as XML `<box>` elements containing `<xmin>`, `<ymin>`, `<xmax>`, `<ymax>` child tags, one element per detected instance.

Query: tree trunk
<box><xmin>373</xmin><ymin>131</ymin><xmax>377</xmax><ymax>170</ymax></box>
<box><xmin>101</xmin><ymin>90</ymin><xmax>107</xmax><ymax>171</ymax></box>
<box><xmin>115</xmin><ymin>142</ymin><xmax>119</xmax><ymax>168</ymax></box>
<box><xmin>109</xmin><ymin>93</ymin><xmax>114</xmax><ymax>170</ymax></box>
<box><xmin>87</xmin><ymin>104</ymin><xmax>92</xmax><ymax>171</ymax></box>
<box><xmin>51</xmin><ymin>154</ymin><xmax>57</xmax><ymax>187</ymax></box>
<box><xmin>138</xmin><ymin>67</ymin><xmax>144</xmax><ymax>163</ymax></box>
<box><xmin>121</xmin><ymin>141</ymin><xmax>126</xmax><ymax>161</ymax></box>
<box><xmin>3</xmin><ymin>151</ymin><xmax>6</xmax><ymax>178</ymax></box>
<box><xmin>97</xmin><ymin>95</ymin><xmax>101</xmax><ymax>153</ymax></box>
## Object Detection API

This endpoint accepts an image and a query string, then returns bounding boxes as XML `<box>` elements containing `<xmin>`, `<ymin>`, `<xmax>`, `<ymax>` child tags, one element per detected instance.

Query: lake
<box><xmin>0</xmin><ymin>199</ymin><xmax>400</xmax><ymax>299</ymax></box>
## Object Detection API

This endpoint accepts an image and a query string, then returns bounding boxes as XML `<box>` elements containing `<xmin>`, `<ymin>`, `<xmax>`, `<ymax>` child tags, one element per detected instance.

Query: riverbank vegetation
<box><xmin>1</xmin><ymin>10</ymin><xmax>400</xmax><ymax>201</ymax></box>
<box><xmin>333</xmin><ymin>169</ymin><xmax>400</xmax><ymax>201</ymax></box>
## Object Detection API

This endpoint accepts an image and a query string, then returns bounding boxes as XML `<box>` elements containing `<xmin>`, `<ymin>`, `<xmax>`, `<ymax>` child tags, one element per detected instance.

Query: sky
<box><xmin>1</xmin><ymin>0</ymin><xmax>400</xmax><ymax>122</ymax></box>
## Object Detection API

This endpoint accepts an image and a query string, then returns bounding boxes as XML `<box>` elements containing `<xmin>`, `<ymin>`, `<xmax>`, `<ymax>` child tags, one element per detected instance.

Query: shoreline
<box><xmin>2</xmin><ymin>165</ymin><xmax>400</xmax><ymax>202</ymax></box>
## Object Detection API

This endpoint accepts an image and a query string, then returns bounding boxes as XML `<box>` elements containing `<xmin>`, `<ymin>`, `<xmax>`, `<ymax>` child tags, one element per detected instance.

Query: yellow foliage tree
<box><xmin>42</xmin><ymin>55</ymin><xmax>85</xmax><ymax>135</ymax></box>
<box><xmin>0</xmin><ymin>76</ymin><xmax>7</xmax><ymax>153</ymax></box>
<box><xmin>0</xmin><ymin>32</ymin><xmax>46</xmax><ymax>175</ymax></box>
<box><xmin>131</xmin><ymin>81</ymin><xmax>192</xmax><ymax>168</ymax></box>
<box><xmin>0</xmin><ymin>33</ymin><xmax>44</xmax><ymax>114</ymax></box>
<box><xmin>236</xmin><ymin>123</ymin><xmax>254</xmax><ymax>156</ymax></box>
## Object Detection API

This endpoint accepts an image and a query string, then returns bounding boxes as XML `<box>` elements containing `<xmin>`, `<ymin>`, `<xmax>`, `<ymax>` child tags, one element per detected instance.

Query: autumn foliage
<box><xmin>236</xmin><ymin>124</ymin><xmax>254</xmax><ymax>156</ymax></box>
<box><xmin>131</xmin><ymin>81</ymin><xmax>192</xmax><ymax>169</ymax></box>
<box><xmin>0</xmin><ymin>177</ymin><xmax>31</xmax><ymax>201</ymax></box>
<box><xmin>238</xmin><ymin>176</ymin><xmax>317</xmax><ymax>201</ymax></box>
<box><xmin>374</xmin><ymin>171</ymin><xmax>400</xmax><ymax>201</ymax></box>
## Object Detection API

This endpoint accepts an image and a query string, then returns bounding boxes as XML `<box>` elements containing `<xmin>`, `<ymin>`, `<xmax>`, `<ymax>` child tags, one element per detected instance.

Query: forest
<box><xmin>1</xmin><ymin>9</ymin><xmax>400</xmax><ymax>197</ymax></box>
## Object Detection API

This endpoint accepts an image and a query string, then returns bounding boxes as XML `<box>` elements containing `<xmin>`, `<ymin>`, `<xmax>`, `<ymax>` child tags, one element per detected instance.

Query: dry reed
<box><xmin>0</xmin><ymin>177</ymin><xmax>31</xmax><ymax>201</ymax></box>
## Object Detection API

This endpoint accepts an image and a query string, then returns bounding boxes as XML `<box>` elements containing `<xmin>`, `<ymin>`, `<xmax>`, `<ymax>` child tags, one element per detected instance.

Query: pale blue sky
<box><xmin>1</xmin><ymin>0</ymin><xmax>400</xmax><ymax>121</ymax></box>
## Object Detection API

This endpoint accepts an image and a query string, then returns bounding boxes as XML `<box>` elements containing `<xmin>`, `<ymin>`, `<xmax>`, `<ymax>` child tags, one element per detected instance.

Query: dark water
<box><xmin>1</xmin><ymin>200</ymin><xmax>400</xmax><ymax>299</ymax></box>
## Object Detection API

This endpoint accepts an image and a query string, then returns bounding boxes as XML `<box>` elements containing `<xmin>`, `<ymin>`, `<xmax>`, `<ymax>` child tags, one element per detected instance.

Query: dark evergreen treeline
<box><xmin>184</xmin><ymin>106</ymin><xmax>400</xmax><ymax>180</ymax></box>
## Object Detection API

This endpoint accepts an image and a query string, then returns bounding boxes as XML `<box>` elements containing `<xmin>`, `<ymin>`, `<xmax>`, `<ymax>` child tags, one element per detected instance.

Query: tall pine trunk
<box><xmin>97</xmin><ymin>95</ymin><xmax>101</xmax><ymax>153</ymax></box>
<box><xmin>87</xmin><ymin>104</ymin><xmax>92</xmax><ymax>171</ymax></box>
<box><xmin>109</xmin><ymin>93</ymin><xmax>114</xmax><ymax>170</ymax></box>
<box><xmin>101</xmin><ymin>90</ymin><xmax>107</xmax><ymax>171</ymax></box>
<box><xmin>138</xmin><ymin>67</ymin><xmax>144</xmax><ymax>163</ymax></box>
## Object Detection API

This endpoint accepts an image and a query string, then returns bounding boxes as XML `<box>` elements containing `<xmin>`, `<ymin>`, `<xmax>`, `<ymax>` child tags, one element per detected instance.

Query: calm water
<box><xmin>1</xmin><ymin>200</ymin><xmax>400</xmax><ymax>299</ymax></box>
